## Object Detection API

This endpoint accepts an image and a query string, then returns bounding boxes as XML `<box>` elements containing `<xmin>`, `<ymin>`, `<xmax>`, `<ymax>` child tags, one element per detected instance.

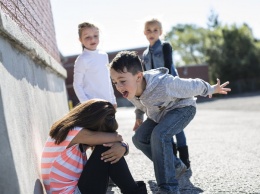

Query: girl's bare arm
<box><xmin>69</xmin><ymin>129</ymin><xmax>122</xmax><ymax>147</ymax></box>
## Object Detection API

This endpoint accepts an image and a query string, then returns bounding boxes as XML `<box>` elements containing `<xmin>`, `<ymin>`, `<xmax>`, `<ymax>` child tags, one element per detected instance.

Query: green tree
<box><xmin>206</xmin><ymin>24</ymin><xmax>260</xmax><ymax>91</ymax></box>
<box><xmin>165</xmin><ymin>14</ymin><xmax>260</xmax><ymax>92</ymax></box>
<box><xmin>165</xmin><ymin>24</ymin><xmax>208</xmax><ymax>66</ymax></box>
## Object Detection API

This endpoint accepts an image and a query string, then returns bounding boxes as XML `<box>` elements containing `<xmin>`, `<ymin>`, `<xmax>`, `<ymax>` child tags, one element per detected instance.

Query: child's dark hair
<box><xmin>49</xmin><ymin>99</ymin><xmax>118</xmax><ymax>144</ymax></box>
<box><xmin>109</xmin><ymin>51</ymin><xmax>144</xmax><ymax>75</ymax></box>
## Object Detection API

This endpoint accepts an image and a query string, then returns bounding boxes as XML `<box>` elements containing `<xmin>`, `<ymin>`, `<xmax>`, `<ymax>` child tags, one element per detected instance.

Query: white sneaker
<box><xmin>175</xmin><ymin>161</ymin><xmax>187</xmax><ymax>179</ymax></box>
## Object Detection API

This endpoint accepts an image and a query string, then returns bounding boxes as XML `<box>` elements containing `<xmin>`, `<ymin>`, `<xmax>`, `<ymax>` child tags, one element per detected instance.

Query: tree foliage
<box><xmin>165</xmin><ymin>24</ymin><xmax>208</xmax><ymax>66</ymax></box>
<box><xmin>165</xmin><ymin>13</ymin><xmax>260</xmax><ymax>92</ymax></box>
<box><xmin>206</xmin><ymin>24</ymin><xmax>260</xmax><ymax>92</ymax></box>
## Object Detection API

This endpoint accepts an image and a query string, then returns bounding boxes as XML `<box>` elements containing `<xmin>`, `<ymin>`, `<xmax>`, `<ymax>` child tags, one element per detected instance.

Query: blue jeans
<box><xmin>174</xmin><ymin>131</ymin><xmax>186</xmax><ymax>148</ymax></box>
<box><xmin>132</xmin><ymin>106</ymin><xmax>196</xmax><ymax>193</ymax></box>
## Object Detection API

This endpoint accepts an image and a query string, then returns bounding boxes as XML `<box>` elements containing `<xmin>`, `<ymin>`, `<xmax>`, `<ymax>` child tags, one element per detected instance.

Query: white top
<box><xmin>73</xmin><ymin>48</ymin><xmax>116</xmax><ymax>104</ymax></box>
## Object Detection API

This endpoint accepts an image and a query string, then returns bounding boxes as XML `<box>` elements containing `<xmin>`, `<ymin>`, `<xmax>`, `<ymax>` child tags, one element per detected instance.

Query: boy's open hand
<box><xmin>209</xmin><ymin>78</ymin><xmax>231</xmax><ymax>98</ymax></box>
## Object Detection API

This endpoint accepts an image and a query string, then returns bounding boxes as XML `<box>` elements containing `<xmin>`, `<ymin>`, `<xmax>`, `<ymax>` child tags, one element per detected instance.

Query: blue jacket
<box><xmin>142</xmin><ymin>39</ymin><xmax>178</xmax><ymax>76</ymax></box>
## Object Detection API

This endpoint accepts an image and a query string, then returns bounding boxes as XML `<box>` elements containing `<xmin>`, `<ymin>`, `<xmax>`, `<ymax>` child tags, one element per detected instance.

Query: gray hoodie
<box><xmin>129</xmin><ymin>67</ymin><xmax>215</xmax><ymax>123</ymax></box>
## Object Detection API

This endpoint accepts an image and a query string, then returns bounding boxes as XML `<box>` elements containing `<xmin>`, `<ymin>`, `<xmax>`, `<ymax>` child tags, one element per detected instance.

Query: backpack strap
<box><xmin>162</xmin><ymin>42</ymin><xmax>173</xmax><ymax>74</ymax></box>
<box><xmin>162</xmin><ymin>42</ymin><xmax>179</xmax><ymax>76</ymax></box>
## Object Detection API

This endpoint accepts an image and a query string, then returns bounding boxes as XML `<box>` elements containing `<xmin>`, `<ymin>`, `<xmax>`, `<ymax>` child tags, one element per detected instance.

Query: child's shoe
<box><xmin>175</xmin><ymin>160</ymin><xmax>187</xmax><ymax>179</ymax></box>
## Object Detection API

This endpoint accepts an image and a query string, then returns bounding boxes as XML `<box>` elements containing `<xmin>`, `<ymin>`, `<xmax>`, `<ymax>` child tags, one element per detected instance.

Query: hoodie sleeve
<box><xmin>135</xmin><ymin>108</ymin><xmax>145</xmax><ymax>120</ymax></box>
<box><xmin>166</xmin><ymin>76</ymin><xmax>215</xmax><ymax>98</ymax></box>
<box><xmin>129</xmin><ymin>99</ymin><xmax>146</xmax><ymax>120</ymax></box>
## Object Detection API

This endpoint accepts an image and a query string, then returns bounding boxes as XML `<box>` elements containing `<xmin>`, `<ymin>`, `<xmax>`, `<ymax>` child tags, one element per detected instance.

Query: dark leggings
<box><xmin>77</xmin><ymin>145</ymin><xmax>138</xmax><ymax>194</ymax></box>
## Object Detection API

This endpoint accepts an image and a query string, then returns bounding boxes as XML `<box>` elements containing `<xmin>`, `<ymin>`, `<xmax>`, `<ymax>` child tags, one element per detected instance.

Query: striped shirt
<box><xmin>41</xmin><ymin>127</ymin><xmax>87</xmax><ymax>194</ymax></box>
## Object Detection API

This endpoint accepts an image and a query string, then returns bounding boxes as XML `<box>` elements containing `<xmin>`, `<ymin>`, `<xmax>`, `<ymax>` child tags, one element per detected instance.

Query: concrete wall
<box><xmin>0</xmin><ymin>2</ymin><xmax>68</xmax><ymax>194</ymax></box>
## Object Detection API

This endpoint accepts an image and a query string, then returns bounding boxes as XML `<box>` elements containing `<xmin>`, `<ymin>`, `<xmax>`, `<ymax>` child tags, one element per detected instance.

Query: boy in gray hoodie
<box><xmin>109</xmin><ymin>51</ymin><xmax>231</xmax><ymax>194</ymax></box>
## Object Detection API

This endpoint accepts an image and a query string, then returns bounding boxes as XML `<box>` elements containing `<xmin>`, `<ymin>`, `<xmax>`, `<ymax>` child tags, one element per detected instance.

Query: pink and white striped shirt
<box><xmin>41</xmin><ymin>127</ymin><xmax>87</xmax><ymax>194</ymax></box>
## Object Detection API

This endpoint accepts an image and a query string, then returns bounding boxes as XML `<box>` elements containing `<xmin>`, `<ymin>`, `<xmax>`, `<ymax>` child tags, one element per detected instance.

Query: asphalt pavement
<box><xmin>106</xmin><ymin>92</ymin><xmax>260</xmax><ymax>194</ymax></box>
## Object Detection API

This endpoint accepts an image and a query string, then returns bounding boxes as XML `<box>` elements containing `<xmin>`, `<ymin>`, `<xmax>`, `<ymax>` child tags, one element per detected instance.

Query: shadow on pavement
<box><xmin>147</xmin><ymin>170</ymin><xmax>204</xmax><ymax>194</ymax></box>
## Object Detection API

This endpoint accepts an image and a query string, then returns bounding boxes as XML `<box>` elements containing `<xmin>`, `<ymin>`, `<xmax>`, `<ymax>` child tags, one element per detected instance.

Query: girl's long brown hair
<box><xmin>49</xmin><ymin>99</ymin><xmax>118</xmax><ymax>144</ymax></box>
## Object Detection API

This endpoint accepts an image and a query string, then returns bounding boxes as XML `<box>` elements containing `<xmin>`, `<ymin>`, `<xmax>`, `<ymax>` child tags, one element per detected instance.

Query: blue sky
<box><xmin>50</xmin><ymin>0</ymin><xmax>260</xmax><ymax>56</ymax></box>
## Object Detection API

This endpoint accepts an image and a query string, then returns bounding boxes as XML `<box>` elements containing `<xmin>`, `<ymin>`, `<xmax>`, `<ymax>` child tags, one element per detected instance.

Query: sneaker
<box><xmin>180</xmin><ymin>156</ymin><xmax>191</xmax><ymax>170</ymax></box>
<box><xmin>175</xmin><ymin>160</ymin><xmax>187</xmax><ymax>179</ymax></box>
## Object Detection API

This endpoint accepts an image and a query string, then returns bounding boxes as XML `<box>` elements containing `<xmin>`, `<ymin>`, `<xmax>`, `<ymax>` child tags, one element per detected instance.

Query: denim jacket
<box><xmin>142</xmin><ymin>39</ymin><xmax>178</xmax><ymax>76</ymax></box>
<box><xmin>143</xmin><ymin>39</ymin><xmax>164</xmax><ymax>70</ymax></box>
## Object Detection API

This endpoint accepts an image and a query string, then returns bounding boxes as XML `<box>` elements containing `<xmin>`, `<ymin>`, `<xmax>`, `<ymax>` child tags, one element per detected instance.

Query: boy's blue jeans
<box><xmin>132</xmin><ymin>106</ymin><xmax>196</xmax><ymax>193</ymax></box>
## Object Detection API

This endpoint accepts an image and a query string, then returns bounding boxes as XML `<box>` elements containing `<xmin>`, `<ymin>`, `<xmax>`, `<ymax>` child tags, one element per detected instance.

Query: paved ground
<box><xmin>106</xmin><ymin>92</ymin><xmax>260</xmax><ymax>194</ymax></box>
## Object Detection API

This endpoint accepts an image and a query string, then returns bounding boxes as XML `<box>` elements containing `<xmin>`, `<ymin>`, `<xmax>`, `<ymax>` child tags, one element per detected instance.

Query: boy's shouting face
<box><xmin>110</xmin><ymin>68</ymin><xmax>144</xmax><ymax>100</ymax></box>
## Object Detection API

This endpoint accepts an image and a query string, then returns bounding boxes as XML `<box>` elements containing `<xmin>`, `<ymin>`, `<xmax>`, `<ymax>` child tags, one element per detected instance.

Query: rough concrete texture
<box><xmin>0</xmin><ymin>36</ymin><xmax>68</xmax><ymax>194</ymax></box>
<box><xmin>106</xmin><ymin>93</ymin><xmax>260</xmax><ymax>194</ymax></box>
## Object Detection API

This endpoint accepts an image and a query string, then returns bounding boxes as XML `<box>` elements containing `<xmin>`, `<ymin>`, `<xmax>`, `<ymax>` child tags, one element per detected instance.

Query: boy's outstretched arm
<box><xmin>209</xmin><ymin>78</ymin><xmax>231</xmax><ymax>98</ymax></box>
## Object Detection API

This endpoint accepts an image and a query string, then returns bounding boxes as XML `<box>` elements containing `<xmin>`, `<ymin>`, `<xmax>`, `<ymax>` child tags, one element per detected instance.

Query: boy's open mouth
<box><xmin>122</xmin><ymin>91</ymin><xmax>128</xmax><ymax>98</ymax></box>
